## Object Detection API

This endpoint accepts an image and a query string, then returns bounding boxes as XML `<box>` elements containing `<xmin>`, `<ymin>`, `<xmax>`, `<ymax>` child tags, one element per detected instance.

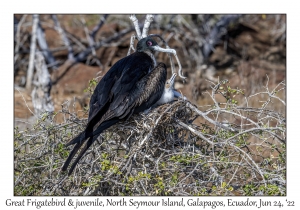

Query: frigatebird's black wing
<box><xmin>64</xmin><ymin>62</ymin><xmax>167</xmax><ymax>175</ymax></box>
<box><xmin>100</xmin><ymin>62</ymin><xmax>167</xmax><ymax>122</ymax></box>
<box><xmin>65</xmin><ymin>53</ymin><xmax>152</xmax><ymax>147</ymax></box>
<box><xmin>62</xmin><ymin>53</ymin><xmax>161</xmax><ymax>174</ymax></box>
<box><xmin>64</xmin><ymin>62</ymin><xmax>121</xmax><ymax>148</ymax></box>
<box><xmin>87</xmin><ymin>52</ymin><xmax>153</xmax><ymax>126</ymax></box>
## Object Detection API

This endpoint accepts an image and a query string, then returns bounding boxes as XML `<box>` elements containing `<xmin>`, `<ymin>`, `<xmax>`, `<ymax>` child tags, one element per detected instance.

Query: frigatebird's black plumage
<box><xmin>62</xmin><ymin>37</ymin><xmax>168</xmax><ymax>175</ymax></box>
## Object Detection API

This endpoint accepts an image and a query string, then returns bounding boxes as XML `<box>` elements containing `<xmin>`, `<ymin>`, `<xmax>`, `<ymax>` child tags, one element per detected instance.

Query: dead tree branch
<box><xmin>51</xmin><ymin>14</ymin><xmax>75</xmax><ymax>61</ymax></box>
<box><xmin>90</xmin><ymin>14</ymin><xmax>109</xmax><ymax>40</ymax></box>
<box><xmin>31</xmin><ymin>51</ymin><xmax>54</xmax><ymax>116</ymax></box>
<box><xmin>36</xmin><ymin>21</ymin><xmax>57</xmax><ymax>69</ymax></box>
<box><xmin>14</xmin><ymin>14</ymin><xmax>27</xmax><ymax>65</ymax></box>
<box><xmin>26</xmin><ymin>14</ymin><xmax>39</xmax><ymax>90</ymax></box>
<box><xmin>129</xmin><ymin>15</ymin><xmax>142</xmax><ymax>40</ymax></box>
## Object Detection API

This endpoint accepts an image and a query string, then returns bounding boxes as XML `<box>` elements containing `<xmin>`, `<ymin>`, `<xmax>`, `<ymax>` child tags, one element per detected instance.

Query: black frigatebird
<box><xmin>62</xmin><ymin>36</ymin><xmax>180</xmax><ymax>175</ymax></box>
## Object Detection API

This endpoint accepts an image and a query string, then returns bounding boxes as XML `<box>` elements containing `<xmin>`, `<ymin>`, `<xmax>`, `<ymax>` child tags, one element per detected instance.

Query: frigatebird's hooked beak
<box><xmin>149</xmin><ymin>34</ymin><xmax>186</xmax><ymax>80</ymax></box>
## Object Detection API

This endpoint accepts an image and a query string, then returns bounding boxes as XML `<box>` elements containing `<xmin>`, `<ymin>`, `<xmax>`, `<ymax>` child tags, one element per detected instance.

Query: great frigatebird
<box><xmin>62</xmin><ymin>36</ymin><xmax>176</xmax><ymax>175</ymax></box>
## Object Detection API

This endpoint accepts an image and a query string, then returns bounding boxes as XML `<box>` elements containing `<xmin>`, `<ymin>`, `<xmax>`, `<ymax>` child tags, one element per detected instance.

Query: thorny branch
<box><xmin>14</xmin><ymin>78</ymin><xmax>286</xmax><ymax>196</ymax></box>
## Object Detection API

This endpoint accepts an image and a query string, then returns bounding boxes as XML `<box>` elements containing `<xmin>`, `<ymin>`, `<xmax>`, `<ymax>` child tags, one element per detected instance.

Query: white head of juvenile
<box><xmin>165</xmin><ymin>73</ymin><xmax>176</xmax><ymax>90</ymax></box>
<box><xmin>153</xmin><ymin>73</ymin><xmax>177</xmax><ymax>107</ymax></box>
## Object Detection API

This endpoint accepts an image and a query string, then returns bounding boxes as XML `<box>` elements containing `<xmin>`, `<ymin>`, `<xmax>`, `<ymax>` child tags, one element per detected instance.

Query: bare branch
<box><xmin>129</xmin><ymin>15</ymin><xmax>142</xmax><ymax>40</ymax></box>
<box><xmin>36</xmin><ymin>20</ymin><xmax>57</xmax><ymax>69</ymax></box>
<box><xmin>127</xmin><ymin>34</ymin><xmax>136</xmax><ymax>56</ymax></box>
<box><xmin>52</xmin><ymin>14</ymin><xmax>75</xmax><ymax>61</ymax></box>
<box><xmin>80</xmin><ymin>16</ymin><xmax>102</xmax><ymax>67</ymax></box>
<box><xmin>14</xmin><ymin>15</ymin><xmax>27</xmax><ymax>64</ymax></box>
<box><xmin>142</xmin><ymin>14</ymin><xmax>154</xmax><ymax>38</ymax></box>
<box><xmin>90</xmin><ymin>14</ymin><xmax>109</xmax><ymax>40</ymax></box>
<box><xmin>26</xmin><ymin>14</ymin><xmax>39</xmax><ymax>90</ymax></box>
<box><xmin>31</xmin><ymin>51</ymin><xmax>54</xmax><ymax>115</ymax></box>
<box><xmin>75</xmin><ymin>27</ymin><xmax>134</xmax><ymax>63</ymax></box>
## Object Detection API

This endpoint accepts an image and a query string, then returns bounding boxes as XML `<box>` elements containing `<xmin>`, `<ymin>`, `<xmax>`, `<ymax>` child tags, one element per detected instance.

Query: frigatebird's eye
<box><xmin>146</xmin><ymin>41</ymin><xmax>152</xmax><ymax>46</ymax></box>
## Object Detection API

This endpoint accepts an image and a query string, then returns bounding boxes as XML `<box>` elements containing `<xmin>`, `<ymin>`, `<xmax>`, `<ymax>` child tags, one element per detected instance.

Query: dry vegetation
<box><xmin>14</xmin><ymin>14</ymin><xmax>286</xmax><ymax>196</ymax></box>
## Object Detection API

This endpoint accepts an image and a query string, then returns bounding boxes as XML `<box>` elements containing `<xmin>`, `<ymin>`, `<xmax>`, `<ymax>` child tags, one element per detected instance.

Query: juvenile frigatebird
<box><xmin>62</xmin><ymin>36</ymin><xmax>178</xmax><ymax>175</ymax></box>
<box><xmin>154</xmin><ymin>73</ymin><xmax>177</xmax><ymax>107</ymax></box>
<box><xmin>153</xmin><ymin>72</ymin><xmax>187</xmax><ymax>107</ymax></box>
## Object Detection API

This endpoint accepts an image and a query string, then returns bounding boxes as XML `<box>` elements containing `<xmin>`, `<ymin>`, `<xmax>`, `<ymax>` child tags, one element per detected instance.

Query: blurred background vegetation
<box><xmin>14</xmin><ymin>14</ymin><xmax>286</xmax><ymax>123</ymax></box>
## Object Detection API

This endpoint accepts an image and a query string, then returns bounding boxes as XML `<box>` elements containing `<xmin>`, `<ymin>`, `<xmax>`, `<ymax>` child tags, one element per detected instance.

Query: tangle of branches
<box><xmin>14</xmin><ymin>79</ymin><xmax>286</xmax><ymax>196</ymax></box>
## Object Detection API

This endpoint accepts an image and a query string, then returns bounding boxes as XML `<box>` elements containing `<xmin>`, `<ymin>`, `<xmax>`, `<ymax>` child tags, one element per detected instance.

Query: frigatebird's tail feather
<box><xmin>66</xmin><ymin>98</ymin><xmax>112</xmax><ymax>147</ymax></box>
<box><xmin>61</xmin><ymin>141</ymin><xmax>84</xmax><ymax>172</ymax></box>
<box><xmin>62</xmin><ymin>129</ymin><xmax>93</xmax><ymax>172</ymax></box>
<box><xmin>65</xmin><ymin>130</ymin><xmax>87</xmax><ymax>147</ymax></box>
<box><xmin>64</xmin><ymin>118</ymin><xmax>120</xmax><ymax>175</ymax></box>
<box><xmin>67</xmin><ymin>134</ymin><xmax>99</xmax><ymax>175</ymax></box>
